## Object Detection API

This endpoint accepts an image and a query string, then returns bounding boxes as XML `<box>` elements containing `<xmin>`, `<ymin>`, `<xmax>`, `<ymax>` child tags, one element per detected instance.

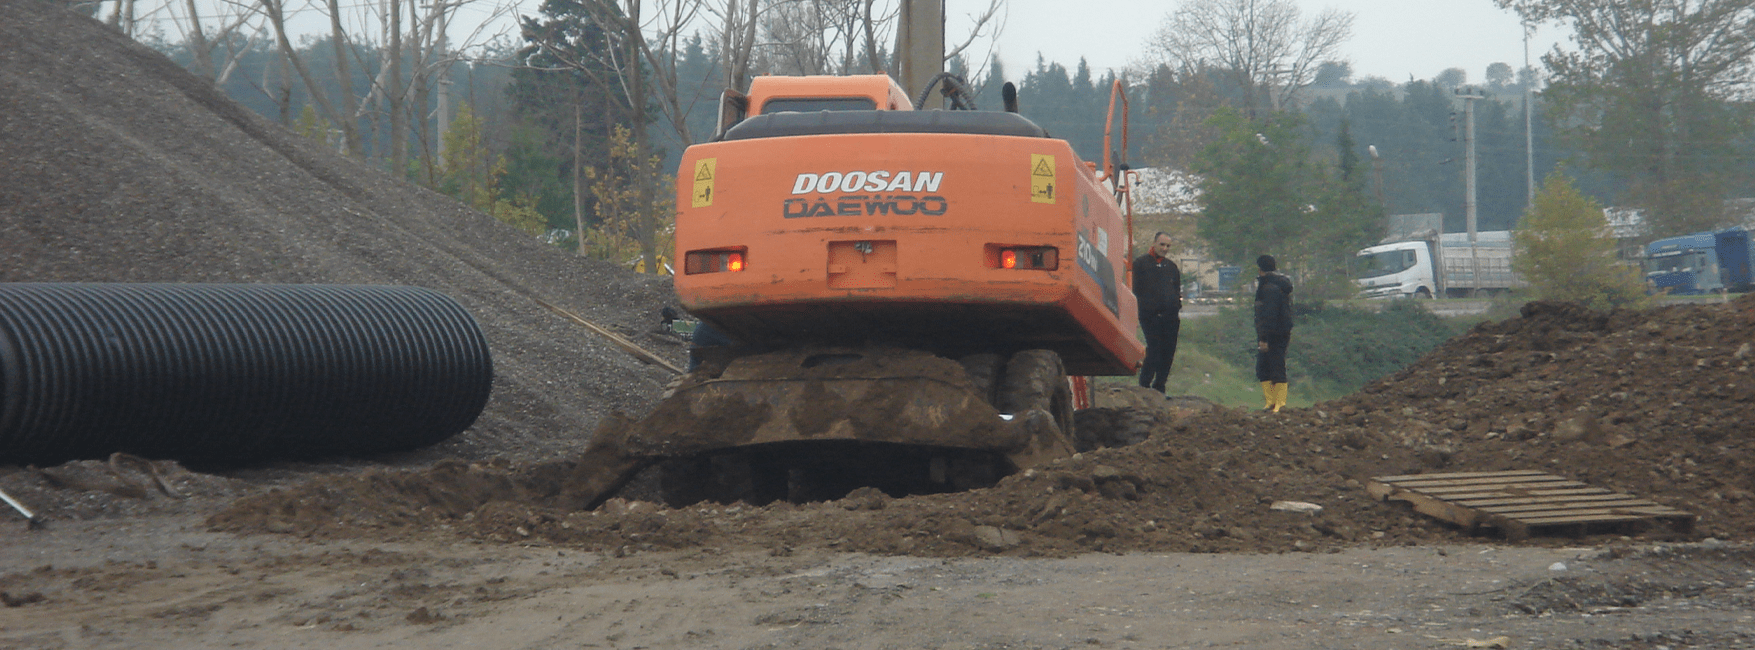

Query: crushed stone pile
<box><xmin>0</xmin><ymin>0</ymin><xmax>686</xmax><ymax>468</ymax></box>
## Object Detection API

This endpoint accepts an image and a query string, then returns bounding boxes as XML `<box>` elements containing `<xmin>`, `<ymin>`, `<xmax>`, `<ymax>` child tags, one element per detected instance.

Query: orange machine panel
<box><xmin>745</xmin><ymin>75</ymin><xmax>913</xmax><ymax>114</ymax></box>
<box><xmin>675</xmin><ymin>111</ymin><xmax>1143</xmax><ymax>376</ymax></box>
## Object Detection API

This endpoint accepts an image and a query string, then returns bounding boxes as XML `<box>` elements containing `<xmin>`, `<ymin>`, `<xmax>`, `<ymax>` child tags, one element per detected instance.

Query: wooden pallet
<box><xmin>1368</xmin><ymin>470</ymin><xmax>1695</xmax><ymax>540</ymax></box>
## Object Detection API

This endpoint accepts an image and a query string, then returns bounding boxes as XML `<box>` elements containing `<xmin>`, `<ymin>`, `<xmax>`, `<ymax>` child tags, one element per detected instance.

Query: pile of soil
<box><xmin>3</xmin><ymin>0</ymin><xmax>1753</xmax><ymax>561</ymax></box>
<box><xmin>195</xmin><ymin>297</ymin><xmax>1755</xmax><ymax>557</ymax></box>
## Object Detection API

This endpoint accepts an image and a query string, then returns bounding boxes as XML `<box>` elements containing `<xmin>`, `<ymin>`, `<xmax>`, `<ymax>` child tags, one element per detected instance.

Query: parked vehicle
<box><xmin>1645</xmin><ymin>227</ymin><xmax>1755</xmax><ymax>295</ymax></box>
<box><xmin>1353</xmin><ymin>231</ymin><xmax>1526</xmax><ymax>299</ymax></box>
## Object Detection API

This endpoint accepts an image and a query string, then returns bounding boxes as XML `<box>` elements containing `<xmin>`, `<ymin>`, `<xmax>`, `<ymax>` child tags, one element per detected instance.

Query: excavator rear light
<box><xmin>992</xmin><ymin>246</ymin><xmax>1058</xmax><ymax>270</ymax></box>
<box><xmin>685</xmin><ymin>248</ymin><xmax>748</xmax><ymax>274</ymax></box>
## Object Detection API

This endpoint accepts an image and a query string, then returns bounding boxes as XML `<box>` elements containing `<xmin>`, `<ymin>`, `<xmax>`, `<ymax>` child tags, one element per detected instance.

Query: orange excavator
<box><xmin>563</xmin><ymin>10</ymin><xmax>1144</xmax><ymax>508</ymax></box>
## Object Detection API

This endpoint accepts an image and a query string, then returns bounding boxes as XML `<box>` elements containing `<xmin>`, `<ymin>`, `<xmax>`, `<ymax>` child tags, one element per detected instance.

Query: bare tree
<box><xmin>1496</xmin><ymin>0</ymin><xmax>1755</xmax><ymax>236</ymax></box>
<box><xmin>1147</xmin><ymin>0</ymin><xmax>1352</xmax><ymax>114</ymax></box>
<box><xmin>320</xmin><ymin>0</ymin><xmax>366</xmax><ymax>157</ymax></box>
<box><xmin>106</xmin><ymin>0</ymin><xmax>139</xmax><ymax>36</ymax></box>
<box><xmin>101</xmin><ymin>0</ymin><xmax>512</xmax><ymax>167</ymax></box>
<box><xmin>942</xmin><ymin>0</ymin><xmax>1003</xmax><ymax>76</ymax></box>
<box><xmin>165</xmin><ymin>0</ymin><xmax>259</xmax><ymax>81</ymax></box>
<box><xmin>752</xmin><ymin>0</ymin><xmax>1001</xmax><ymax>87</ymax></box>
<box><xmin>715</xmin><ymin>0</ymin><xmax>762</xmax><ymax>91</ymax></box>
<box><xmin>354</xmin><ymin>0</ymin><xmax>517</xmax><ymax>174</ymax></box>
<box><xmin>260</xmin><ymin>0</ymin><xmax>350</xmax><ymax>146</ymax></box>
<box><xmin>758</xmin><ymin>0</ymin><xmax>841</xmax><ymax>75</ymax></box>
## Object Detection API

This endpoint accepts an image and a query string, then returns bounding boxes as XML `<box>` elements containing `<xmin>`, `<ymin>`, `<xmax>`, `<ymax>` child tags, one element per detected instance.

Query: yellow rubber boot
<box><xmin>1261</xmin><ymin>381</ymin><xmax>1275</xmax><ymax>411</ymax></box>
<box><xmin>1272</xmin><ymin>383</ymin><xmax>1289</xmax><ymax>412</ymax></box>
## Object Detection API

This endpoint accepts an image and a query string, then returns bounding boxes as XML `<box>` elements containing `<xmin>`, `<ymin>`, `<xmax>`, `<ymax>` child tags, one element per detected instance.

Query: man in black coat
<box><xmin>1132</xmin><ymin>232</ymin><xmax>1181</xmax><ymax>394</ymax></box>
<box><xmin>1253</xmin><ymin>254</ymin><xmax>1294</xmax><ymax>412</ymax></box>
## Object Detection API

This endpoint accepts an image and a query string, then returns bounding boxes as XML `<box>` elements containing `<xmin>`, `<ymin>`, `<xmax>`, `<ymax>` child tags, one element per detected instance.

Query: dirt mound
<box><xmin>4</xmin><ymin>0</ymin><xmax>1752</xmax><ymax>561</ymax></box>
<box><xmin>201</xmin><ymin>297</ymin><xmax>1754</xmax><ymax>556</ymax></box>
<box><xmin>0</xmin><ymin>0</ymin><xmax>686</xmax><ymax>467</ymax></box>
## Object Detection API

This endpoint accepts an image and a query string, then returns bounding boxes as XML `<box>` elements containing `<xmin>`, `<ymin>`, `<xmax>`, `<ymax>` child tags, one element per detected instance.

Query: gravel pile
<box><xmin>0</xmin><ymin>0</ymin><xmax>686</xmax><ymax>468</ymax></box>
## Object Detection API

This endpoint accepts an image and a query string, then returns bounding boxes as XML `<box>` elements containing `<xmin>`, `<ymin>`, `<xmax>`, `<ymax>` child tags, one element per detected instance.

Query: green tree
<box><xmin>293</xmin><ymin>105</ymin><xmax>333</xmax><ymax>146</ymax></box>
<box><xmin>1190</xmin><ymin>108</ymin><xmax>1319</xmax><ymax>267</ymax></box>
<box><xmin>1299</xmin><ymin>120</ymin><xmax>1385</xmax><ymax>299</ymax></box>
<box><xmin>499</xmin><ymin>123</ymin><xmax>575</xmax><ymax>233</ymax></box>
<box><xmin>513</xmin><ymin>0</ymin><xmax>637</xmax><ymax>252</ymax></box>
<box><xmin>1192</xmin><ymin>108</ymin><xmax>1382</xmax><ymax>299</ymax></box>
<box><xmin>1497</xmin><ymin>0</ymin><xmax>1755</xmax><ymax>237</ymax></box>
<box><xmin>1513</xmin><ymin>171</ymin><xmax>1648</xmax><ymax>308</ymax></box>
<box><xmin>584</xmin><ymin>125</ymin><xmax>675</xmax><ymax>273</ymax></box>
<box><xmin>441</xmin><ymin>103</ymin><xmax>547</xmax><ymax>236</ymax></box>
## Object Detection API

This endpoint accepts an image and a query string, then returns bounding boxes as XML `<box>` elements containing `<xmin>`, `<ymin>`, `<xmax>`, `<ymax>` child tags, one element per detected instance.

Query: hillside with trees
<box><xmin>105</xmin><ymin>0</ymin><xmax>1755</xmax><ymax>278</ymax></box>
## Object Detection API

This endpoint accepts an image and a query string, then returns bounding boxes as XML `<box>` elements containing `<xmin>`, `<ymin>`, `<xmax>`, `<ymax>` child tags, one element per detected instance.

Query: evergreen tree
<box><xmin>499</xmin><ymin>124</ymin><xmax>575</xmax><ymax>233</ymax></box>
<box><xmin>1301</xmin><ymin>120</ymin><xmax>1385</xmax><ymax>299</ymax></box>
<box><xmin>511</xmin><ymin>0</ymin><xmax>641</xmax><ymax>251</ymax></box>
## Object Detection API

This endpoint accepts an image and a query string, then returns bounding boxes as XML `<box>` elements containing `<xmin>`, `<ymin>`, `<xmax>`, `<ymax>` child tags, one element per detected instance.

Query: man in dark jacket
<box><xmin>1253</xmin><ymin>254</ymin><xmax>1294</xmax><ymax>412</ymax></box>
<box><xmin>1132</xmin><ymin>232</ymin><xmax>1181</xmax><ymax>394</ymax></box>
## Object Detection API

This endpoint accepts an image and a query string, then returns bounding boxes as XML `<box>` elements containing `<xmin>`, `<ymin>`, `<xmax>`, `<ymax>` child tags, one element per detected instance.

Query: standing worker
<box><xmin>1253</xmin><ymin>254</ymin><xmax>1294</xmax><ymax>412</ymax></box>
<box><xmin>1132</xmin><ymin>232</ymin><xmax>1182</xmax><ymax>394</ymax></box>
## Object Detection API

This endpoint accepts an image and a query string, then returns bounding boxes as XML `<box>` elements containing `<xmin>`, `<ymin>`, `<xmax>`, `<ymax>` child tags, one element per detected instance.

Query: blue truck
<box><xmin>1645</xmin><ymin>227</ymin><xmax>1755</xmax><ymax>295</ymax></box>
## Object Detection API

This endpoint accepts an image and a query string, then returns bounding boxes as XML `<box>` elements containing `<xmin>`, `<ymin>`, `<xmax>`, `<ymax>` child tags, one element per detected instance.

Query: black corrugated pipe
<box><xmin>0</xmin><ymin>283</ymin><xmax>493</xmax><ymax>466</ymax></box>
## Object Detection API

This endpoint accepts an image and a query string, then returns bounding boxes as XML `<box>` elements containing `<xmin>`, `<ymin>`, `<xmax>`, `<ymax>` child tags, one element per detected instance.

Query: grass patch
<box><xmin>1131</xmin><ymin>300</ymin><xmax>1477</xmax><ymax>410</ymax></box>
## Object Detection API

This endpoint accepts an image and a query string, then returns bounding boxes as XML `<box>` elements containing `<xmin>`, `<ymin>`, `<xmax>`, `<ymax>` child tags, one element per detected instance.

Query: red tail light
<box><xmin>991</xmin><ymin>246</ymin><xmax>1058</xmax><ymax>270</ymax></box>
<box><xmin>685</xmin><ymin>249</ymin><xmax>748</xmax><ymax>274</ymax></box>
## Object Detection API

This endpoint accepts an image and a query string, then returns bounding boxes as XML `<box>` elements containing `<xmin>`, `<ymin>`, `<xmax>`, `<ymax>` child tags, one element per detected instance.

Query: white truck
<box><xmin>1353</xmin><ymin>230</ymin><xmax>1526</xmax><ymax>299</ymax></box>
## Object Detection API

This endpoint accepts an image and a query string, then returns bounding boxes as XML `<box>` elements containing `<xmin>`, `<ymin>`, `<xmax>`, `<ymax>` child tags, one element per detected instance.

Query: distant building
<box><xmin>1127</xmin><ymin>167</ymin><xmax>1201</xmax><ymax>216</ymax></box>
<box><xmin>1125</xmin><ymin>167</ymin><xmax>1234</xmax><ymax>296</ymax></box>
<box><xmin>1603</xmin><ymin>207</ymin><xmax>1647</xmax><ymax>259</ymax></box>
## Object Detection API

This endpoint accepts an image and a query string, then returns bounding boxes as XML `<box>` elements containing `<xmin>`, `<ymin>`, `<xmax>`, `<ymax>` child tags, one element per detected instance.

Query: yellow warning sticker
<box><xmin>1030</xmin><ymin>154</ymin><xmax>1056</xmax><ymax>204</ymax></box>
<box><xmin>691</xmin><ymin>158</ymin><xmax>717</xmax><ymax>208</ymax></box>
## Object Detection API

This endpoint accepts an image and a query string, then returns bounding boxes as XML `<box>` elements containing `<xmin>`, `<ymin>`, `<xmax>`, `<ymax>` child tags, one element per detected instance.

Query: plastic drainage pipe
<box><xmin>0</xmin><ymin>283</ymin><xmax>493</xmax><ymax>466</ymax></box>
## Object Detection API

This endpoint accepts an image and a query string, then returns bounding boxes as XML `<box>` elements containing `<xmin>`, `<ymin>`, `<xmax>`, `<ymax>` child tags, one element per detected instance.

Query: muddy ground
<box><xmin>5</xmin><ymin>296</ymin><xmax>1755</xmax><ymax>648</ymax></box>
<box><xmin>3</xmin><ymin>1</ymin><xmax>1755</xmax><ymax>647</ymax></box>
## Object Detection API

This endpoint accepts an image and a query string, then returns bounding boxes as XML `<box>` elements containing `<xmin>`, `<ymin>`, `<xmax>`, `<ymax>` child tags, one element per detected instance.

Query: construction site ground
<box><xmin>3</xmin><ymin>1</ymin><xmax>1754</xmax><ymax>647</ymax></box>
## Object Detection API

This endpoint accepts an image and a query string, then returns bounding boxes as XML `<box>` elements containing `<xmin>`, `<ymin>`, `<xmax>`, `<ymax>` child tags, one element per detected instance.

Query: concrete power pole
<box><xmin>896</xmin><ymin>0</ymin><xmax>945</xmax><ymax>109</ymax></box>
<box><xmin>435</xmin><ymin>8</ymin><xmax>451</xmax><ymax>160</ymax></box>
<box><xmin>1523</xmin><ymin>24</ymin><xmax>1536</xmax><ymax>208</ymax></box>
<box><xmin>1458</xmin><ymin>87</ymin><xmax>1484</xmax><ymax>297</ymax></box>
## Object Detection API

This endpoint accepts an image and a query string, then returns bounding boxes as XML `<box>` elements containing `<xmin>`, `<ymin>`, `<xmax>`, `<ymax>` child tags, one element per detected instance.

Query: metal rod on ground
<box><xmin>530</xmin><ymin>296</ymin><xmax>685</xmax><ymax>375</ymax></box>
<box><xmin>0</xmin><ymin>485</ymin><xmax>43</xmax><ymax>528</ymax></box>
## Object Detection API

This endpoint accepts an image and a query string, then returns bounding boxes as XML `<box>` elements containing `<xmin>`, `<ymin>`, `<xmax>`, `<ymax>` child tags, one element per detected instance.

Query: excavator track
<box><xmin>563</xmin><ymin>346</ymin><xmax>1077</xmax><ymax>509</ymax></box>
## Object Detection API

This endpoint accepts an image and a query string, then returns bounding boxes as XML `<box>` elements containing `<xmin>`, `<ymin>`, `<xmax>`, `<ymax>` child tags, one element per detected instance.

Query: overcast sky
<box><xmin>970</xmin><ymin>0</ymin><xmax>1567</xmax><ymax>84</ymax></box>
<box><xmin>193</xmin><ymin>0</ymin><xmax>1569</xmax><ymax>86</ymax></box>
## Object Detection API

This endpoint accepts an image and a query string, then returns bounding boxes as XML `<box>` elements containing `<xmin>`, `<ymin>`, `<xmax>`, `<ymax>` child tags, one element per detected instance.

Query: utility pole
<box><xmin>1457</xmin><ymin>86</ymin><xmax>1484</xmax><ymax>296</ymax></box>
<box><xmin>1368</xmin><ymin>144</ymin><xmax>1386</xmax><ymax>206</ymax></box>
<box><xmin>1523</xmin><ymin>23</ymin><xmax>1535</xmax><ymax>208</ymax></box>
<box><xmin>896</xmin><ymin>0</ymin><xmax>945</xmax><ymax>109</ymax></box>
<box><xmin>1368</xmin><ymin>144</ymin><xmax>1388</xmax><ymax>237</ymax></box>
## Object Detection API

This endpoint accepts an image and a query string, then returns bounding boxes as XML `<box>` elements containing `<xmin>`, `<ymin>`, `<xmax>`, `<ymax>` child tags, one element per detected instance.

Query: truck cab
<box><xmin>1352</xmin><ymin>240</ymin><xmax>1436</xmax><ymax>299</ymax></box>
<box><xmin>1644</xmin><ymin>230</ymin><xmax>1738</xmax><ymax>295</ymax></box>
